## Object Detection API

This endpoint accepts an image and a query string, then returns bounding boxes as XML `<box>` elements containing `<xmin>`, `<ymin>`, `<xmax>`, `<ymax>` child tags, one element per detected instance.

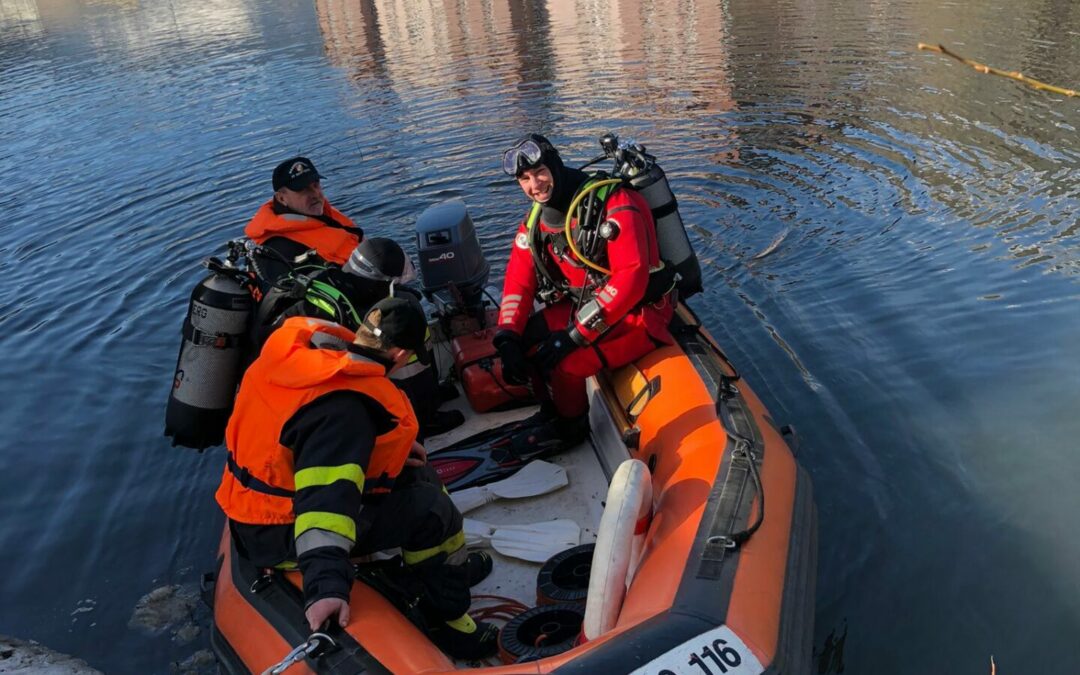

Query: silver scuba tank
<box><xmin>625</xmin><ymin>160</ymin><xmax>703</xmax><ymax>298</ymax></box>
<box><xmin>164</xmin><ymin>260</ymin><xmax>253</xmax><ymax>450</ymax></box>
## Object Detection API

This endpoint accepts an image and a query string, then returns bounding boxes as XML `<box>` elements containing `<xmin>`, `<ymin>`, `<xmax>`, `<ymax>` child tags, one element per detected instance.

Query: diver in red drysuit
<box><xmin>494</xmin><ymin>134</ymin><xmax>675</xmax><ymax>446</ymax></box>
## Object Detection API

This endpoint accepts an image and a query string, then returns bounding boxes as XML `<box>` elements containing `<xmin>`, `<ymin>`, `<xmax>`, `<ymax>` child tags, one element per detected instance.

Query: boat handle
<box><xmin>626</xmin><ymin>375</ymin><xmax>661</xmax><ymax>424</ymax></box>
<box><xmin>780</xmin><ymin>424</ymin><xmax>800</xmax><ymax>456</ymax></box>
<box><xmin>262</xmin><ymin>632</ymin><xmax>336</xmax><ymax>675</ymax></box>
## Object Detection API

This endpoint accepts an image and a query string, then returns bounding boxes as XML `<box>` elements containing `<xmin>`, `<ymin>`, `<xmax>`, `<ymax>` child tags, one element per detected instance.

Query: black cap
<box><xmin>273</xmin><ymin>156</ymin><xmax>323</xmax><ymax>192</ymax></box>
<box><xmin>363</xmin><ymin>296</ymin><xmax>430</xmax><ymax>364</ymax></box>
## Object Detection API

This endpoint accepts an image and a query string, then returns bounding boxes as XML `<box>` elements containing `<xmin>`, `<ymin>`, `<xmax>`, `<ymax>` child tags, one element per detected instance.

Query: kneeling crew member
<box><xmin>215</xmin><ymin>297</ymin><xmax>497</xmax><ymax>659</ymax></box>
<box><xmin>251</xmin><ymin>237</ymin><xmax>464</xmax><ymax>438</ymax></box>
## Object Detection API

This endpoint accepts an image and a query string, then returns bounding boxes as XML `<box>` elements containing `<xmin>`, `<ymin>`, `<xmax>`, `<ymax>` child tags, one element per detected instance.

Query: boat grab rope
<box><xmin>261</xmin><ymin>632</ymin><xmax>336</xmax><ymax>675</ymax></box>
<box><xmin>708</xmin><ymin>437</ymin><xmax>765</xmax><ymax>550</ymax></box>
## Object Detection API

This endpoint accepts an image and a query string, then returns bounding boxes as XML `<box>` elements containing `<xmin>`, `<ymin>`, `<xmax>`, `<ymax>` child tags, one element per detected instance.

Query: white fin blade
<box><xmin>487</xmin><ymin>461</ymin><xmax>569</xmax><ymax>500</ymax></box>
<box><xmin>489</xmin><ymin>519</ymin><xmax>580</xmax><ymax>563</ymax></box>
<box><xmin>463</xmin><ymin>518</ymin><xmax>495</xmax><ymax>548</ymax></box>
<box><xmin>451</xmin><ymin>486</ymin><xmax>495</xmax><ymax>514</ymax></box>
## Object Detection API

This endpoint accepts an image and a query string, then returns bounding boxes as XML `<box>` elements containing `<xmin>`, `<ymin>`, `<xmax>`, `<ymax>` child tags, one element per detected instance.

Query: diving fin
<box><xmin>429</xmin><ymin>414</ymin><xmax>564</xmax><ymax>491</ymax></box>
<box><xmin>463</xmin><ymin>518</ymin><xmax>581</xmax><ymax>563</ymax></box>
<box><xmin>451</xmin><ymin>460</ymin><xmax>569</xmax><ymax>514</ymax></box>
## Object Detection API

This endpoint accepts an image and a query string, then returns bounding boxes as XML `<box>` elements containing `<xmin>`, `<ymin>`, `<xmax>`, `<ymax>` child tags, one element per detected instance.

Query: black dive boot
<box><xmin>510</xmin><ymin>411</ymin><xmax>589</xmax><ymax>457</ymax></box>
<box><xmin>422</xmin><ymin>409</ymin><xmax>466</xmax><ymax>438</ymax></box>
<box><xmin>437</xmin><ymin>379</ymin><xmax>461</xmax><ymax>402</ymax></box>
<box><xmin>414</xmin><ymin>554</ymin><xmax>499</xmax><ymax>660</ymax></box>
<box><xmin>464</xmin><ymin>550</ymin><xmax>493</xmax><ymax>587</ymax></box>
<box><xmin>520</xmin><ymin>400</ymin><xmax>560</xmax><ymax>426</ymax></box>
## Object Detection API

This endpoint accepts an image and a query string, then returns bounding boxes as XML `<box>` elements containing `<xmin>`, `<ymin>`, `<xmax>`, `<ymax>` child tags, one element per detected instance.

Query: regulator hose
<box><xmin>564</xmin><ymin>179</ymin><xmax>623</xmax><ymax>275</ymax></box>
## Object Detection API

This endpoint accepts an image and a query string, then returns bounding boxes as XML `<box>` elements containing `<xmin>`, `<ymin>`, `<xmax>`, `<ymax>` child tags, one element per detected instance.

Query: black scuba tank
<box><xmin>164</xmin><ymin>259</ymin><xmax>254</xmax><ymax>450</ymax></box>
<box><xmin>625</xmin><ymin>161</ymin><xmax>703</xmax><ymax>298</ymax></box>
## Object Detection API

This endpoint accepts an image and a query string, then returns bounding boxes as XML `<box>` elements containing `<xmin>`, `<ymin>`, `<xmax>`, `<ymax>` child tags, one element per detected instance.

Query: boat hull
<box><xmin>207</xmin><ymin>303</ymin><xmax>817</xmax><ymax>674</ymax></box>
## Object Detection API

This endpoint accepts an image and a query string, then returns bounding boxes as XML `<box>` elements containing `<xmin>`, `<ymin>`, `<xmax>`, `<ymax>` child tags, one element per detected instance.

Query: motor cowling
<box><xmin>416</xmin><ymin>198</ymin><xmax>490</xmax><ymax>317</ymax></box>
<box><xmin>626</xmin><ymin>162</ymin><xmax>703</xmax><ymax>298</ymax></box>
<box><xmin>164</xmin><ymin>266</ymin><xmax>253</xmax><ymax>450</ymax></box>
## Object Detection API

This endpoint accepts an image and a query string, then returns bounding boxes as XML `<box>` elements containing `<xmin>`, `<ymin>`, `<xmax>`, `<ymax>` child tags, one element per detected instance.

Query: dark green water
<box><xmin>1</xmin><ymin>0</ymin><xmax>1078</xmax><ymax>672</ymax></box>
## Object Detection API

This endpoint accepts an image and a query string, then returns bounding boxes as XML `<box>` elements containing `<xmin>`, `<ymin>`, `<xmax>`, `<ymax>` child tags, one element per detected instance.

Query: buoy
<box><xmin>583</xmin><ymin>459</ymin><xmax>652</xmax><ymax>640</ymax></box>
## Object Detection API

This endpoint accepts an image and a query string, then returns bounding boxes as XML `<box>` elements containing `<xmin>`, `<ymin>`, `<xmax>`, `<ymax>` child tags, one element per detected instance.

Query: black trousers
<box><xmin>230</xmin><ymin>463</ymin><xmax>470</xmax><ymax>619</ymax></box>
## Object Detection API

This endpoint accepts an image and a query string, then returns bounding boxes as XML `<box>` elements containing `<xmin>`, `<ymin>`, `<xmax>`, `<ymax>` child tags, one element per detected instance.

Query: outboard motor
<box><xmin>164</xmin><ymin>256</ymin><xmax>254</xmax><ymax>450</ymax></box>
<box><xmin>416</xmin><ymin>198</ymin><xmax>491</xmax><ymax>321</ymax></box>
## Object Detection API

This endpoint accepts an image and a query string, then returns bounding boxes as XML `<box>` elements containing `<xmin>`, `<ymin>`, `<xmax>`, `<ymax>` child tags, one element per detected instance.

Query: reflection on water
<box><xmin>1</xmin><ymin>0</ymin><xmax>1079</xmax><ymax>672</ymax></box>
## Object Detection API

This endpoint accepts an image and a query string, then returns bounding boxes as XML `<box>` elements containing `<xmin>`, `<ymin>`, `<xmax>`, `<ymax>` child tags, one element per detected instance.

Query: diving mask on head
<box><xmin>502</xmin><ymin>137</ymin><xmax>556</xmax><ymax>177</ymax></box>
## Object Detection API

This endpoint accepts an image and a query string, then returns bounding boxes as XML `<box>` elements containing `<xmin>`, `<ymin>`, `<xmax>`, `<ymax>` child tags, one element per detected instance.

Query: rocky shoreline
<box><xmin>0</xmin><ymin>636</ymin><xmax>102</xmax><ymax>674</ymax></box>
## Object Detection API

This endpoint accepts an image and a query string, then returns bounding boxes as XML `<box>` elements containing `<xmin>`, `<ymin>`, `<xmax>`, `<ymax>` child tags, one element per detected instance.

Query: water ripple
<box><xmin>3</xmin><ymin>0</ymin><xmax>1080</xmax><ymax>672</ymax></box>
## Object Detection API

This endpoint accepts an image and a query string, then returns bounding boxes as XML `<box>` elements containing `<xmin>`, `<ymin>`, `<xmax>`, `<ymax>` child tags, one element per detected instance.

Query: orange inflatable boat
<box><xmin>204</xmin><ymin>298</ymin><xmax>817</xmax><ymax>674</ymax></box>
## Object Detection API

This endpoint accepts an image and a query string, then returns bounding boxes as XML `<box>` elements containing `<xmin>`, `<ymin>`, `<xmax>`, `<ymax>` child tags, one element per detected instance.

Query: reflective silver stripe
<box><xmin>282</xmin><ymin>214</ymin><xmax>310</xmax><ymax>221</ymax></box>
<box><xmin>310</xmin><ymin>332</ymin><xmax>349</xmax><ymax>351</ymax></box>
<box><xmin>503</xmin><ymin>294</ymin><xmax>522</xmax><ymax>302</ymax></box>
<box><xmin>598</xmin><ymin>290</ymin><xmax>614</xmax><ymax>304</ymax></box>
<box><xmin>347</xmin><ymin>351</ymin><xmax>382</xmax><ymax>365</ymax></box>
<box><xmin>296</xmin><ymin>528</ymin><xmax>353</xmax><ymax>556</ymax></box>
<box><xmin>390</xmin><ymin>360</ymin><xmax>429</xmax><ymax>380</ymax></box>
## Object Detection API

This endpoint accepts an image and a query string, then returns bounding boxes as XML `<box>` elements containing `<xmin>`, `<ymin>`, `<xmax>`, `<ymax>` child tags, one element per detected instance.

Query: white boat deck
<box><xmin>425</xmin><ymin>392</ymin><xmax>608</xmax><ymax>612</ymax></box>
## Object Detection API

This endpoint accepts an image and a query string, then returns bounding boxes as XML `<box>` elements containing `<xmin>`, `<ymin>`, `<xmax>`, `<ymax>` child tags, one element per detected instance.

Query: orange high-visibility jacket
<box><xmin>244</xmin><ymin>200</ymin><xmax>360</xmax><ymax>265</ymax></box>
<box><xmin>216</xmin><ymin>317</ymin><xmax>418</xmax><ymax>526</ymax></box>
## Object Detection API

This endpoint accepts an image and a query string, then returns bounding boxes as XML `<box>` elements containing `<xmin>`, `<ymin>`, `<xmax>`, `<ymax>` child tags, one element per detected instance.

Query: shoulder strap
<box><xmin>525</xmin><ymin>202</ymin><xmax>542</xmax><ymax>230</ymax></box>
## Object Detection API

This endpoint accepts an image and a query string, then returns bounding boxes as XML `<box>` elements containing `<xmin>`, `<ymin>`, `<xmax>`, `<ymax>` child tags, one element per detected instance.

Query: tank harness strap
<box><xmin>182</xmin><ymin>319</ymin><xmax>245</xmax><ymax>349</ymax></box>
<box><xmin>226</xmin><ymin>454</ymin><xmax>296</xmax><ymax>499</ymax></box>
<box><xmin>526</xmin><ymin>202</ymin><xmax>542</xmax><ymax>230</ymax></box>
<box><xmin>526</xmin><ymin>202</ymin><xmax>570</xmax><ymax>304</ymax></box>
<box><xmin>639</xmin><ymin>261</ymin><xmax>677</xmax><ymax>305</ymax></box>
<box><xmin>651</xmin><ymin>199</ymin><xmax>679</xmax><ymax>220</ymax></box>
<box><xmin>591</xmin><ymin>342</ymin><xmax>610</xmax><ymax>369</ymax></box>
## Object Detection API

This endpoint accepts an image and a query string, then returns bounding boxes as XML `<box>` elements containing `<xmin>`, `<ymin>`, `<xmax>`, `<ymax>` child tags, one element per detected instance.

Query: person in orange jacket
<box><xmin>494</xmin><ymin>134</ymin><xmax>675</xmax><ymax>449</ymax></box>
<box><xmin>216</xmin><ymin>297</ymin><xmax>497</xmax><ymax>659</ymax></box>
<box><xmin>244</xmin><ymin>156</ymin><xmax>364</xmax><ymax>291</ymax></box>
<box><xmin>242</xmin><ymin>159</ymin><xmax>463</xmax><ymax>439</ymax></box>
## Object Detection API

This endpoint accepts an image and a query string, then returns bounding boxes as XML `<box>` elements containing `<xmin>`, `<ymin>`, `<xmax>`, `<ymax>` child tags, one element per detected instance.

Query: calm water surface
<box><xmin>1</xmin><ymin>0</ymin><xmax>1079</xmax><ymax>672</ymax></box>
